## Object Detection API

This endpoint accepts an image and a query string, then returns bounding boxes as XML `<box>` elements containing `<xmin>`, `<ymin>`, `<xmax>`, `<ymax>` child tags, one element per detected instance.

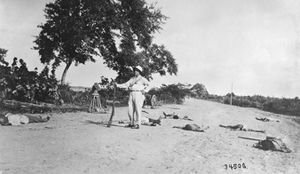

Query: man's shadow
<box><xmin>83</xmin><ymin>120</ymin><xmax>124</xmax><ymax>128</ymax></box>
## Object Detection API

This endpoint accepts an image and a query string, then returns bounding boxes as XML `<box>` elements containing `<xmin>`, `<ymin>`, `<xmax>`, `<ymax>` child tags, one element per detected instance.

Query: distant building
<box><xmin>70</xmin><ymin>86</ymin><xmax>91</xmax><ymax>92</ymax></box>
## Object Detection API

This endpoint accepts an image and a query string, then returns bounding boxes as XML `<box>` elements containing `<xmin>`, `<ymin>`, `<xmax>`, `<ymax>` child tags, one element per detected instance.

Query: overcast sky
<box><xmin>1</xmin><ymin>0</ymin><xmax>300</xmax><ymax>97</ymax></box>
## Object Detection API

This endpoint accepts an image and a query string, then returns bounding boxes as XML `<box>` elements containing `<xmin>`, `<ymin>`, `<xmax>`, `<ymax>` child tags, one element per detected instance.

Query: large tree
<box><xmin>34</xmin><ymin>0</ymin><xmax>177</xmax><ymax>84</ymax></box>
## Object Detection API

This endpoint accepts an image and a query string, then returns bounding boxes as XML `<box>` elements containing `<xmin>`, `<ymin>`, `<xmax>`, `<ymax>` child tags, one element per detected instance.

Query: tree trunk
<box><xmin>61</xmin><ymin>61</ymin><xmax>72</xmax><ymax>85</ymax></box>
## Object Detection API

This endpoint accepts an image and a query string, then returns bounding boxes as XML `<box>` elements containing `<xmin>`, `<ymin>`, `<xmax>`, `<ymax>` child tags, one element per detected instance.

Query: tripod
<box><xmin>88</xmin><ymin>91</ymin><xmax>105</xmax><ymax>113</ymax></box>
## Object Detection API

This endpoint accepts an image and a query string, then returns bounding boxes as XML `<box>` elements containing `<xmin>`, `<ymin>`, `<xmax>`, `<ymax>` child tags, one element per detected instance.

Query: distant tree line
<box><xmin>221</xmin><ymin>93</ymin><xmax>300</xmax><ymax>116</ymax></box>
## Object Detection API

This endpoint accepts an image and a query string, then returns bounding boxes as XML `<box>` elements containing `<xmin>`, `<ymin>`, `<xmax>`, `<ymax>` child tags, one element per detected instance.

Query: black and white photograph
<box><xmin>0</xmin><ymin>0</ymin><xmax>300</xmax><ymax>173</ymax></box>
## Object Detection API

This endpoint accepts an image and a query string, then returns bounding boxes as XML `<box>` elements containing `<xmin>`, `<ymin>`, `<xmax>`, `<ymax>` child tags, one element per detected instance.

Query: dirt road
<box><xmin>0</xmin><ymin>98</ymin><xmax>299</xmax><ymax>174</ymax></box>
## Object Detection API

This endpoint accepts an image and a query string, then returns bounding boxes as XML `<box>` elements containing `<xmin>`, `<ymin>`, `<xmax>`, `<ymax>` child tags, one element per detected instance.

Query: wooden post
<box><xmin>230</xmin><ymin>83</ymin><xmax>233</xmax><ymax>105</ymax></box>
<box><xmin>107</xmin><ymin>82</ymin><xmax>117</xmax><ymax>127</ymax></box>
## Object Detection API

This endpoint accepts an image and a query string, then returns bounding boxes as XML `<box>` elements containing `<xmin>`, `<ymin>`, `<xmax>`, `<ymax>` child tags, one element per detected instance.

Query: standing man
<box><xmin>116</xmin><ymin>66</ymin><xmax>149</xmax><ymax>129</ymax></box>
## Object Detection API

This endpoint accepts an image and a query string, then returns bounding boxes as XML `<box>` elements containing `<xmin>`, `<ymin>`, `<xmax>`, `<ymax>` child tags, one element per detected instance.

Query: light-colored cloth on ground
<box><xmin>6</xmin><ymin>113</ymin><xmax>29</xmax><ymax>125</ymax></box>
<box><xmin>141</xmin><ymin>116</ymin><xmax>150</xmax><ymax>124</ymax></box>
<box><xmin>2</xmin><ymin>113</ymin><xmax>50</xmax><ymax>126</ymax></box>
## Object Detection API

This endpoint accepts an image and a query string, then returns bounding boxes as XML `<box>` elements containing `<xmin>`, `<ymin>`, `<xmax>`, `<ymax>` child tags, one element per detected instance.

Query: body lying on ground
<box><xmin>255</xmin><ymin>117</ymin><xmax>280</xmax><ymax>122</ymax></box>
<box><xmin>219</xmin><ymin>124</ymin><xmax>265</xmax><ymax>133</ymax></box>
<box><xmin>254</xmin><ymin>136</ymin><xmax>291</xmax><ymax>153</ymax></box>
<box><xmin>163</xmin><ymin>112</ymin><xmax>193</xmax><ymax>121</ymax></box>
<box><xmin>0</xmin><ymin>113</ymin><xmax>50</xmax><ymax>126</ymax></box>
<box><xmin>173</xmin><ymin>124</ymin><xmax>209</xmax><ymax>132</ymax></box>
<box><xmin>139</xmin><ymin>116</ymin><xmax>162</xmax><ymax>126</ymax></box>
<box><xmin>120</xmin><ymin>116</ymin><xmax>162</xmax><ymax>127</ymax></box>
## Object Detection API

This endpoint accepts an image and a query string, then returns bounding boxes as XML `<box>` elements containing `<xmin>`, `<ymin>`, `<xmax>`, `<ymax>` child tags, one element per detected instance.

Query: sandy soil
<box><xmin>0</xmin><ymin>98</ymin><xmax>300</xmax><ymax>174</ymax></box>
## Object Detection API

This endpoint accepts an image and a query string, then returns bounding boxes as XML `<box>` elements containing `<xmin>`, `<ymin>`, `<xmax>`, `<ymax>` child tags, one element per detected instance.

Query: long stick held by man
<box><xmin>107</xmin><ymin>82</ymin><xmax>117</xmax><ymax>127</ymax></box>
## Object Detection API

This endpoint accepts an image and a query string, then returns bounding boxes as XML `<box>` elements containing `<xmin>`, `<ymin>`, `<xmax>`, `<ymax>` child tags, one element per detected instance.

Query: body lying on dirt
<box><xmin>136</xmin><ymin>116</ymin><xmax>162</xmax><ymax>127</ymax></box>
<box><xmin>162</xmin><ymin>112</ymin><xmax>193</xmax><ymax>121</ymax></box>
<box><xmin>0</xmin><ymin>113</ymin><xmax>50</xmax><ymax>126</ymax></box>
<box><xmin>255</xmin><ymin>117</ymin><xmax>280</xmax><ymax>122</ymax></box>
<box><xmin>254</xmin><ymin>136</ymin><xmax>291</xmax><ymax>153</ymax></box>
<box><xmin>219</xmin><ymin>124</ymin><xmax>265</xmax><ymax>133</ymax></box>
<box><xmin>173</xmin><ymin>124</ymin><xmax>209</xmax><ymax>132</ymax></box>
<box><xmin>145</xmin><ymin>117</ymin><xmax>162</xmax><ymax>126</ymax></box>
<box><xmin>118</xmin><ymin>116</ymin><xmax>163</xmax><ymax>127</ymax></box>
<box><xmin>238</xmin><ymin>136</ymin><xmax>292</xmax><ymax>153</ymax></box>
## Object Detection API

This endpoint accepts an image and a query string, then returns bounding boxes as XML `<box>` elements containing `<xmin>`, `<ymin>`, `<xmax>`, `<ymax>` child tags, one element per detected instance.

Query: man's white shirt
<box><xmin>118</xmin><ymin>76</ymin><xmax>149</xmax><ymax>91</ymax></box>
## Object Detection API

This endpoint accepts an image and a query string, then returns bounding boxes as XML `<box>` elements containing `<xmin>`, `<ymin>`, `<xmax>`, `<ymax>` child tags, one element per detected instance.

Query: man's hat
<box><xmin>133</xmin><ymin>66</ymin><xmax>143</xmax><ymax>73</ymax></box>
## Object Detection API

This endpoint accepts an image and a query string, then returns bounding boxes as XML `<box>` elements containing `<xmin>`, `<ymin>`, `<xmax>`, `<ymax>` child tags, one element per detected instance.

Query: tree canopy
<box><xmin>34</xmin><ymin>0</ymin><xmax>177</xmax><ymax>84</ymax></box>
<box><xmin>0</xmin><ymin>48</ymin><xmax>9</xmax><ymax>66</ymax></box>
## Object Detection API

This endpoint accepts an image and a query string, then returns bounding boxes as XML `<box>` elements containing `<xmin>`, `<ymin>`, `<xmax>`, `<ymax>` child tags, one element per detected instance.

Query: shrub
<box><xmin>0</xmin><ymin>56</ymin><xmax>58</xmax><ymax>103</ymax></box>
<box><xmin>190</xmin><ymin>83</ymin><xmax>209</xmax><ymax>99</ymax></box>
<box><xmin>58</xmin><ymin>85</ymin><xmax>92</xmax><ymax>106</ymax></box>
<box><xmin>148</xmin><ymin>83</ymin><xmax>191</xmax><ymax>104</ymax></box>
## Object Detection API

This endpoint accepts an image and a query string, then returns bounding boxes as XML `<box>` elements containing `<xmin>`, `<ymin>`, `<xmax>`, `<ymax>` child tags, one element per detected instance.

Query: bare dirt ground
<box><xmin>0</xmin><ymin>98</ymin><xmax>300</xmax><ymax>174</ymax></box>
